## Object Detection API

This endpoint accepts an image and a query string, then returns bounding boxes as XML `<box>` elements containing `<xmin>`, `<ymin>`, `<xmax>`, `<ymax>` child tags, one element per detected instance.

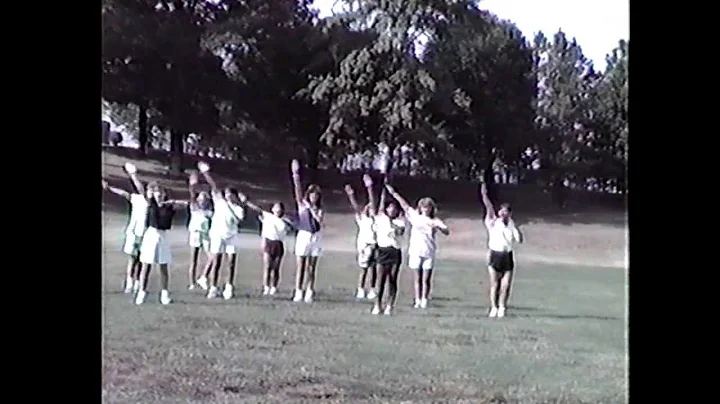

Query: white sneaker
<box><xmin>197</xmin><ymin>276</ymin><xmax>208</xmax><ymax>290</ymax></box>
<box><xmin>222</xmin><ymin>284</ymin><xmax>234</xmax><ymax>300</ymax></box>
<box><xmin>262</xmin><ymin>286</ymin><xmax>270</xmax><ymax>295</ymax></box>
<box><xmin>207</xmin><ymin>286</ymin><xmax>219</xmax><ymax>299</ymax></box>
<box><xmin>497</xmin><ymin>306</ymin><xmax>506</xmax><ymax>318</ymax></box>
<box><xmin>188</xmin><ymin>284</ymin><xmax>195</xmax><ymax>290</ymax></box>
<box><xmin>304</xmin><ymin>289</ymin><xmax>314</xmax><ymax>303</ymax></box>
<box><xmin>293</xmin><ymin>289</ymin><xmax>304</xmax><ymax>302</ymax></box>
<box><xmin>383</xmin><ymin>305</ymin><xmax>393</xmax><ymax>316</ymax></box>
<box><xmin>367</xmin><ymin>290</ymin><xmax>377</xmax><ymax>300</ymax></box>
<box><xmin>160</xmin><ymin>290</ymin><xmax>172</xmax><ymax>305</ymax></box>
<box><xmin>413</xmin><ymin>299</ymin><xmax>421</xmax><ymax>308</ymax></box>
<box><xmin>371</xmin><ymin>305</ymin><xmax>380</xmax><ymax>315</ymax></box>
<box><xmin>135</xmin><ymin>290</ymin><xmax>147</xmax><ymax>305</ymax></box>
<box><xmin>269</xmin><ymin>286</ymin><xmax>277</xmax><ymax>295</ymax></box>
<box><xmin>489</xmin><ymin>307</ymin><xmax>498</xmax><ymax>318</ymax></box>
<box><xmin>356</xmin><ymin>288</ymin><xmax>366</xmax><ymax>299</ymax></box>
<box><xmin>132</xmin><ymin>280</ymin><xmax>141</xmax><ymax>293</ymax></box>
<box><xmin>124</xmin><ymin>277</ymin><xmax>133</xmax><ymax>293</ymax></box>
<box><xmin>419</xmin><ymin>298</ymin><xmax>428</xmax><ymax>309</ymax></box>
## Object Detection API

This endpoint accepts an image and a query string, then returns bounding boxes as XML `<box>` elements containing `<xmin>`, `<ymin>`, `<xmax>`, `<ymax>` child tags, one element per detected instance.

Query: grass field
<box><xmin>102</xmin><ymin>150</ymin><xmax>627</xmax><ymax>404</ymax></box>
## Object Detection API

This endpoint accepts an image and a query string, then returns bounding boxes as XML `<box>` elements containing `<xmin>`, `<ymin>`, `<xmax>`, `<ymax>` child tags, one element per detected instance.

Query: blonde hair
<box><xmin>417</xmin><ymin>197</ymin><xmax>436</xmax><ymax>218</ymax></box>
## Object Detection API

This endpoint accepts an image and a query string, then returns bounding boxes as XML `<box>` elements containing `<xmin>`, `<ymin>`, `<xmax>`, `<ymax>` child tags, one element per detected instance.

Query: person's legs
<box><xmin>305</xmin><ymin>256</ymin><xmax>319</xmax><ymax>302</ymax></box>
<box><xmin>270</xmin><ymin>257</ymin><xmax>281</xmax><ymax>292</ymax></box>
<box><xmin>223</xmin><ymin>252</ymin><xmax>237</xmax><ymax>299</ymax></box>
<box><xmin>387</xmin><ymin>259</ymin><xmax>401</xmax><ymax>312</ymax></box>
<box><xmin>207</xmin><ymin>253</ymin><xmax>223</xmax><ymax>298</ymax></box>
<box><xmin>368</xmin><ymin>247</ymin><xmax>378</xmax><ymax>297</ymax></box>
<box><xmin>422</xmin><ymin>268</ymin><xmax>433</xmax><ymax>307</ymax></box>
<box><xmin>124</xmin><ymin>256</ymin><xmax>138</xmax><ymax>293</ymax></box>
<box><xmin>159</xmin><ymin>264</ymin><xmax>172</xmax><ymax>304</ymax></box>
<box><xmin>374</xmin><ymin>264</ymin><xmax>391</xmax><ymax>314</ymax></box>
<box><xmin>498</xmin><ymin>270</ymin><xmax>514</xmax><ymax>318</ymax></box>
<box><xmin>188</xmin><ymin>247</ymin><xmax>200</xmax><ymax>288</ymax></box>
<box><xmin>414</xmin><ymin>268</ymin><xmax>423</xmax><ymax>308</ymax></box>
<box><xmin>356</xmin><ymin>266</ymin><xmax>368</xmax><ymax>298</ymax></box>
<box><xmin>135</xmin><ymin>264</ymin><xmax>153</xmax><ymax>305</ymax></box>
<box><xmin>262</xmin><ymin>252</ymin><xmax>272</xmax><ymax>294</ymax></box>
<box><xmin>487</xmin><ymin>267</ymin><xmax>501</xmax><ymax>317</ymax></box>
<box><xmin>294</xmin><ymin>256</ymin><xmax>306</xmax><ymax>301</ymax></box>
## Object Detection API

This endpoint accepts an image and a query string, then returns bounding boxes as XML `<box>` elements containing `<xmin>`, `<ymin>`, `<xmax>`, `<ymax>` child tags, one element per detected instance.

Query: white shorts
<box><xmin>122</xmin><ymin>233</ymin><xmax>143</xmax><ymax>256</ymax></box>
<box><xmin>139</xmin><ymin>228</ymin><xmax>171</xmax><ymax>265</ymax></box>
<box><xmin>357</xmin><ymin>244</ymin><xmax>377</xmax><ymax>268</ymax></box>
<box><xmin>208</xmin><ymin>234</ymin><xmax>241</xmax><ymax>255</ymax></box>
<box><xmin>295</xmin><ymin>230</ymin><xmax>322</xmax><ymax>257</ymax></box>
<box><xmin>408</xmin><ymin>255</ymin><xmax>434</xmax><ymax>271</ymax></box>
<box><xmin>189</xmin><ymin>231</ymin><xmax>210</xmax><ymax>250</ymax></box>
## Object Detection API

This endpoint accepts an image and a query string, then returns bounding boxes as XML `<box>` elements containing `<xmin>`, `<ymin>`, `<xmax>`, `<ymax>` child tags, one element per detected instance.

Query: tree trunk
<box><xmin>169</xmin><ymin>130</ymin><xmax>184</xmax><ymax>174</ymax></box>
<box><xmin>138</xmin><ymin>103</ymin><xmax>148</xmax><ymax>156</ymax></box>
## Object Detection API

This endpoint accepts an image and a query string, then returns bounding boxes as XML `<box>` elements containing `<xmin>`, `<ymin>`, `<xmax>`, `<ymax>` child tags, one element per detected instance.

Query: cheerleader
<box><xmin>237</xmin><ymin>193</ymin><xmax>294</xmax><ymax>295</ymax></box>
<box><xmin>343</xmin><ymin>174</ymin><xmax>379</xmax><ymax>300</ymax></box>
<box><xmin>290</xmin><ymin>159</ymin><xmax>323</xmax><ymax>303</ymax></box>
<box><xmin>187</xmin><ymin>172</ymin><xmax>213</xmax><ymax>290</ymax></box>
<box><xmin>135</xmin><ymin>181</ymin><xmax>191</xmax><ymax>305</ymax></box>
<box><xmin>372</xmin><ymin>182</ymin><xmax>406</xmax><ymax>315</ymax></box>
<box><xmin>384</xmin><ymin>184</ymin><xmax>449</xmax><ymax>309</ymax></box>
<box><xmin>101</xmin><ymin>162</ymin><xmax>151</xmax><ymax>293</ymax></box>
<box><xmin>196</xmin><ymin>162</ymin><xmax>245</xmax><ymax>300</ymax></box>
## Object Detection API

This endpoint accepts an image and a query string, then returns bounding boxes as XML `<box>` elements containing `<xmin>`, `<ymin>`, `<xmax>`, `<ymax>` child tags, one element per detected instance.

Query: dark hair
<box><xmin>499</xmin><ymin>203</ymin><xmax>512</xmax><ymax>212</ymax></box>
<box><xmin>271</xmin><ymin>201</ymin><xmax>285</xmax><ymax>211</ymax></box>
<box><xmin>225</xmin><ymin>187</ymin><xmax>238</xmax><ymax>195</ymax></box>
<box><xmin>304</xmin><ymin>184</ymin><xmax>322</xmax><ymax>208</ymax></box>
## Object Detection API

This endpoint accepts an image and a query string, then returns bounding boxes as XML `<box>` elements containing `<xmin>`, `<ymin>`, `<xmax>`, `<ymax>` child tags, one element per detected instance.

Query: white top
<box><xmin>260</xmin><ymin>212</ymin><xmax>289</xmax><ymax>241</ymax></box>
<box><xmin>406</xmin><ymin>208</ymin><xmax>446</xmax><ymax>258</ymax></box>
<box><xmin>125</xmin><ymin>193</ymin><xmax>149</xmax><ymax>237</ymax></box>
<box><xmin>485</xmin><ymin>217</ymin><xmax>521</xmax><ymax>252</ymax></box>
<box><xmin>188</xmin><ymin>208</ymin><xmax>213</xmax><ymax>233</ymax></box>
<box><xmin>208</xmin><ymin>197</ymin><xmax>245</xmax><ymax>239</ymax></box>
<box><xmin>355</xmin><ymin>214</ymin><xmax>377</xmax><ymax>247</ymax></box>
<box><xmin>374</xmin><ymin>214</ymin><xmax>406</xmax><ymax>249</ymax></box>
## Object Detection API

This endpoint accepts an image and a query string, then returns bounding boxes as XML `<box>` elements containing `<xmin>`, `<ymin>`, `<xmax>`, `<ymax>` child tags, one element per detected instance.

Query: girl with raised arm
<box><xmin>102</xmin><ymin>162</ymin><xmax>152</xmax><ymax>294</ymax></box>
<box><xmin>135</xmin><ymin>180</ymin><xmax>192</xmax><ymax>305</ymax></box>
<box><xmin>290</xmin><ymin>159</ymin><xmax>324</xmax><ymax>303</ymax></box>
<box><xmin>372</xmin><ymin>180</ymin><xmax>406</xmax><ymax>315</ymax></box>
<box><xmin>384</xmin><ymin>184</ymin><xmax>449</xmax><ymax>309</ymax></box>
<box><xmin>237</xmin><ymin>192</ymin><xmax>294</xmax><ymax>296</ymax></box>
<box><xmin>479</xmin><ymin>182</ymin><xmax>523</xmax><ymax>318</ymax></box>
<box><xmin>186</xmin><ymin>172</ymin><xmax>214</xmax><ymax>290</ymax></box>
<box><xmin>195</xmin><ymin>162</ymin><xmax>245</xmax><ymax>300</ymax></box>
<box><xmin>343</xmin><ymin>174</ymin><xmax>379</xmax><ymax>300</ymax></box>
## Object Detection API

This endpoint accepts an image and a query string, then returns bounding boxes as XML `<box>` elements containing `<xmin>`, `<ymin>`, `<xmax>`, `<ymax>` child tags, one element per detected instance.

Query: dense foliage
<box><xmin>102</xmin><ymin>0</ymin><xmax>627</xmax><ymax>192</ymax></box>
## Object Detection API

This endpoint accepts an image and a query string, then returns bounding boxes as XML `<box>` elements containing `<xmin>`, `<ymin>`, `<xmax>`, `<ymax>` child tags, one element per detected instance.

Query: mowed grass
<box><xmin>102</xmin><ymin>225</ymin><xmax>627</xmax><ymax>404</ymax></box>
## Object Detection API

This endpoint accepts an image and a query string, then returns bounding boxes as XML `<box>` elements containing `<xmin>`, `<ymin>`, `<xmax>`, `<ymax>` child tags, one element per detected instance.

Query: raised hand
<box><xmin>197</xmin><ymin>161</ymin><xmax>210</xmax><ymax>173</ymax></box>
<box><xmin>291</xmin><ymin>159</ymin><xmax>300</xmax><ymax>175</ymax></box>
<box><xmin>188</xmin><ymin>172</ymin><xmax>199</xmax><ymax>186</ymax></box>
<box><xmin>344</xmin><ymin>184</ymin><xmax>354</xmax><ymax>195</ymax></box>
<box><xmin>124</xmin><ymin>163</ymin><xmax>137</xmax><ymax>174</ymax></box>
<box><xmin>362</xmin><ymin>174</ymin><xmax>373</xmax><ymax>188</ymax></box>
<box><xmin>237</xmin><ymin>192</ymin><xmax>248</xmax><ymax>203</ymax></box>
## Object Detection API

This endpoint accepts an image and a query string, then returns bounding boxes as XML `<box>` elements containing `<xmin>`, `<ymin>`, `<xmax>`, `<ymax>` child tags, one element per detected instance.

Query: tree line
<box><xmin>102</xmin><ymin>0</ymin><xmax>628</xmax><ymax>193</ymax></box>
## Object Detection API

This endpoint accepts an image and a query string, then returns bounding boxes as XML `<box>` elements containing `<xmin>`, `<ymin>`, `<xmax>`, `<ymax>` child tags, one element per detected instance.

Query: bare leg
<box><xmin>376</xmin><ymin>265</ymin><xmax>390</xmax><ymax>310</ymax></box>
<box><xmin>498</xmin><ymin>271</ymin><xmax>514</xmax><ymax>309</ymax></box>
<box><xmin>202</xmin><ymin>254</ymin><xmax>214</xmax><ymax>278</ymax></box>
<box><xmin>272</xmin><ymin>256</ymin><xmax>282</xmax><ymax>288</ymax></box>
<box><xmin>211</xmin><ymin>254</ymin><xmax>223</xmax><ymax>287</ymax></box>
<box><xmin>140</xmin><ymin>264</ymin><xmax>152</xmax><ymax>291</ymax></box>
<box><xmin>414</xmin><ymin>268</ymin><xmax>423</xmax><ymax>303</ymax></box>
<box><xmin>388</xmin><ymin>262</ymin><xmax>401</xmax><ymax>307</ymax></box>
<box><xmin>226</xmin><ymin>253</ymin><xmax>237</xmax><ymax>286</ymax></box>
<box><xmin>488</xmin><ymin>267</ymin><xmax>500</xmax><ymax>309</ymax></box>
<box><xmin>307</xmin><ymin>256</ymin><xmax>319</xmax><ymax>291</ymax></box>
<box><xmin>422</xmin><ymin>269</ymin><xmax>433</xmax><ymax>300</ymax></box>
<box><xmin>131</xmin><ymin>259</ymin><xmax>142</xmax><ymax>280</ymax></box>
<box><xmin>295</xmin><ymin>256</ymin><xmax>306</xmax><ymax>291</ymax></box>
<box><xmin>189</xmin><ymin>247</ymin><xmax>200</xmax><ymax>285</ymax></box>
<box><xmin>357</xmin><ymin>267</ymin><xmax>368</xmax><ymax>290</ymax></box>
<box><xmin>262</xmin><ymin>252</ymin><xmax>272</xmax><ymax>288</ymax></box>
<box><xmin>159</xmin><ymin>264</ymin><xmax>169</xmax><ymax>290</ymax></box>
<box><xmin>369</xmin><ymin>262</ymin><xmax>378</xmax><ymax>290</ymax></box>
<box><xmin>125</xmin><ymin>257</ymin><xmax>137</xmax><ymax>283</ymax></box>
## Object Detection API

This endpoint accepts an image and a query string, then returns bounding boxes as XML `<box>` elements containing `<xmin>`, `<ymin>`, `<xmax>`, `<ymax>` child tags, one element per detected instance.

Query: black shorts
<box><xmin>263</xmin><ymin>239</ymin><xmax>285</xmax><ymax>259</ymax></box>
<box><xmin>489</xmin><ymin>250</ymin><xmax>515</xmax><ymax>273</ymax></box>
<box><xmin>376</xmin><ymin>246</ymin><xmax>402</xmax><ymax>267</ymax></box>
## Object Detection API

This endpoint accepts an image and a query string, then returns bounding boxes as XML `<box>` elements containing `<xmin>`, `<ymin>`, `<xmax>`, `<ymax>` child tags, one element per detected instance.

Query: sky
<box><xmin>312</xmin><ymin>0</ymin><xmax>629</xmax><ymax>70</ymax></box>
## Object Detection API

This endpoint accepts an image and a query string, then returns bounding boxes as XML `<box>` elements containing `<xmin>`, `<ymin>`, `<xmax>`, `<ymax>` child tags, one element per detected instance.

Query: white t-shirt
<box><xmin>260</xmin><ymin>212</ymin><xmax>288</xmax><ymax>241</ymax></box>
<box><xmin>375</xmin><ymin>214</ymin><xmax>406</xmax><ymax>249</ymax></box>
<box><xmin>407</xmin><ymin>208</ymin><xmax>445</xmax><ymax>258</ymax></box>
<box><xmin>126</xmin><ymin>193</ymin><xmax>149</xmax><ymax>237</ymax></box>
<box><xmin>208</xmin><ymin>197</ymin><xmax>245</xmax><ymax>239</ymax></box>
<box><xmin>188</xmin><ymin>208</ymin><xmax>213</xmax><ymax>233</ymax></box>
<box><xmin>355</xmin><ymin>214</ymin><xmax>377</xmax><ymax>248</ymax></box>
<box><xmin>485</xmin><ymin>217</ymin><xmax>521</xmax><ymax>252</ymax></box>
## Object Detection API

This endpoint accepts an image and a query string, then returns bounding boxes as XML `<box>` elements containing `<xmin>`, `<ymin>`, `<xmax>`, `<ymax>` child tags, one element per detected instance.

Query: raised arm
<box><xmin>124</xmin><ymin>163</ymin><xmax>145</xmax><ymax>196</ymax></box>
<box><xmin>188</xmin><ymin>171</ymin><xmax>199</xmax><ymax>209</ymax></box>
<box><xmin>237</xmin><ymin>192</ymin><xmax>265</xmax><ymax>215</ymax></box>
<box><xmin>343</xmin><ymin>185</ymin><xmax>362</xmax><ymax>215</ymax></box>
<box><xmin>197</xmin><ymin>162</ymin><xmax>220</xmax><ymax>196</ymax></box>
<box><xmin>102</xmin><ymin>179</ymin><xmax>131</xmax><ymax>200</ymax></box>
<box><xmin>480</xmin><ymin>182</ymin><xmax>496</xmax><ymax>221</ymax></box>
<box><xmin>363</xmin><ymin>174</ymin><xmax>376</xmax><ymax>216</ymax></box>
<box><xmin>384</xmin><ymin>184</ymin><xmax>411</xmax><ymax>213</ymax></box>
<box><xmin>163</xmin><ymin>199</ymin><xmax>190</xmax><ymax>209</ymax></box>
<box><xmin>290</xmin><ymin>159</ymin><xmax>304</xmax><ymax>207</ymax></box>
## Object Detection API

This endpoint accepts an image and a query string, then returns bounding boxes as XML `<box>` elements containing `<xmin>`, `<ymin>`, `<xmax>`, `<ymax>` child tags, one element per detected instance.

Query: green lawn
<box><xmin>102</xmin><ymin>234</ymin><xmax>626</xmax><ymax>404</ymax></box>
